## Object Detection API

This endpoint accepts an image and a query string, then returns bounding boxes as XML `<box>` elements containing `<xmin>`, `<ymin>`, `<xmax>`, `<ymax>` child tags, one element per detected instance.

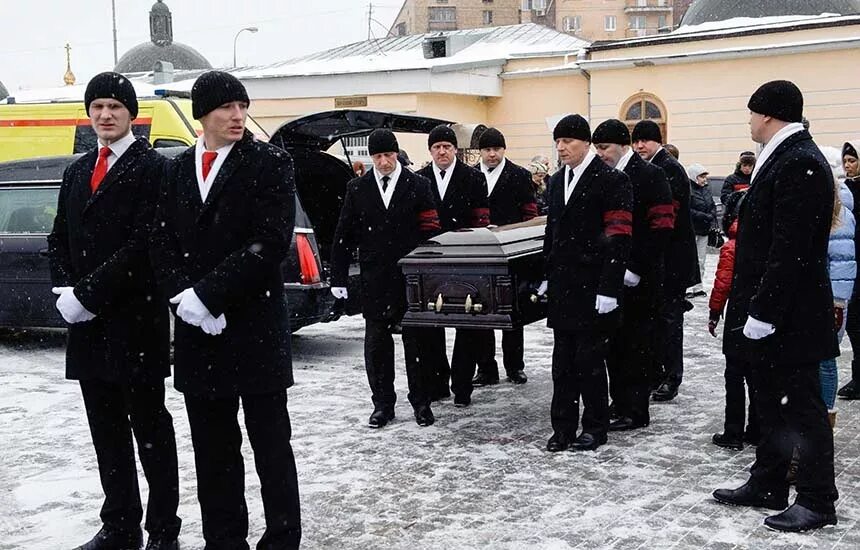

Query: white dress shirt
<box><xmin>480</xmin><ymin>157</ymin><xmax>506</xmax><ymax>196</ymax></box>
<box><xmin>373</xmin><ymin>161</ymin><xmax>402</xmax><ymax>209</ymax></box>
<box><xmin>195</xmin><ymin>138</ymin><xmax>236</xmax><ymax>202</ymax></box>
<box><xmin>433</xmin><ymin>157</ymin><xmax>457</xmax><ymax>200</ymax></box>
<box><xmin>750</xmin><ymin>122</ymin><xmax>805</xmax><ymax>184</ymax></box>
<box><xmin>96</xmin><ymin>130</ymin><xmax>136</xmax><ymax>172</ymax></box>
<box><xmin>615</xmin><ymin>147</ymin><xmax>635</xmax><ymax>173</ymax></box>
<box><xmin>564</xmin><ymin>150</ymin><xmax>597</xmax><ymax>204</ymax></box>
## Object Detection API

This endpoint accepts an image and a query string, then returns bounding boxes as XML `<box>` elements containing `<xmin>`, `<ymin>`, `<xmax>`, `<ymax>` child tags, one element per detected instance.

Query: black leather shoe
<box><xmin>764</xmin><ymin>503</ymin><xmax>837</xmax><ymax>532</ymax></box>
<box><xmin>74</xmin><ymin>527</ymin><xmax>143</xmax><ymax>550</ymax></box>
<box><xmin>571</xmin><ymin>432</ymin><xmax>606</xmax><ymax>451</ymax></box>
<box><xmin>609</xmin><ymin>416</ymin><xmax>649</xmax><ymax>431</ymax></box>
<box><xmin>712</xmin><ymin>432</ymin><xmax>743</xmax><ymax>450</ymax></box>
<box><xmin>144</xmin><ymin>537</ymin><xmax>179</xmax><ymax>550</ymax></box>
<box><xmin>414</xmin><ymin>405</ymin><xmax>435</xmax><ymax>427</ymax></box>
<box><xmin>506</xmin><ymin>370</ymin><xmax>528</xmax><ymax>384</ymax></box>
<box><xmin>712</xmin><ymin>481</ymin><xmax>788</xmax><ymax>510</ymax></box>
<box><xmin>651</xmin><ymin>382</ymin><xmax>678</xmax><ymax>402</ymax></box>
<box><xmin>368</xmin><ymin>409</ymin><xmax>395</xmax><ymax>428</ymax></box>
<box><xmin>453</xmin><ymin>395</ymin><xmax>471</xmax><ymax>408</ymax></box>
<box><xmin>837</xmin><ymin>379</ymin><xmax>860</xmax><ymax>399</ymax></box>
<box><xmin>472</xmin><ymin>372</ymin><xmax>499</xmax><ymax>387</ymax></box>
<box><xmin>546</xmin><ymin>433</ymin><xmax>572</xmax><ymax>452</ymax></box>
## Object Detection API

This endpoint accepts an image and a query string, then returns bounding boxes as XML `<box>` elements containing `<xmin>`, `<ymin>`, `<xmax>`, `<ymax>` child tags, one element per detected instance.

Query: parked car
<box><xmin>707</xmin><ymin>175</ymin><xmax>726</xmax><ymax>224</ymax></box>
<box><xmin>0</xmin><ymin>110</ymin><xmax>451</xmax><ymax>330</ymax></box>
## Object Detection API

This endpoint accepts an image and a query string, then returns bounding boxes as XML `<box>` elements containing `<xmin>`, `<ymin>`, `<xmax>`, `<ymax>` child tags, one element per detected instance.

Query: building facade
<box><xmin>522</xmin><ymin>0</ymin><xmax>676</xmax><ymax>41</ymax></box>
<box><xmin>389</xmin><ymin>0</ymin><xmax>523</xmax><ymax>36</ymax></box>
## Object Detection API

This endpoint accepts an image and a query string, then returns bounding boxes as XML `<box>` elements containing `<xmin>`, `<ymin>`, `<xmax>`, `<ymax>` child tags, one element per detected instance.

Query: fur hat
<box><xmin>631</xmin><ymin>120</ymin><xmax>663</xmax><ymax>144</ymax></box>
<box><xmin>592</xmin><ymin>119</ymin><xmax>631</xmax><ymax>146</ymax></box>
<box><xmin>553</xmin><ymin>114</ymin><xmax>591</xmax><ymax>142</ymax></box>
<box><xmin>428</xmin><ymin>125</ymin><xmax>457</xmax><ymax>149</ymax></box>
<box><xmin>191</xmin><ymin>71</ymin><xmax>250</xmax><ymax>120</ymax></box>
<box><xmin>85</xmin><ymin>72</ymin><xmax>138</xmax><ymax>119</ymax></box>
<box><xmin>367</xmin><ymin>129</ymin><xmax>399</xmax><ymax>156</ymax></box>
<box><xmin>747</xmin><ymin>80</ymin><xmax>804</xmax><ymax>123</ymax></box>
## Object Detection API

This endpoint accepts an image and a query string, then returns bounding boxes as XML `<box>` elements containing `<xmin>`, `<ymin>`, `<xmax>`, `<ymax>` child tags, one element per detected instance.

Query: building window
<box><xmin>605</xmin><ymin>15</ymin><xmax>617</xmax><ymax>31</ymax></box>
<box><xmin>658</xmin><ymin>15</ymin><xmax>668</xmax><ymax>29</ymax></box>
<box><xmin>630</xmin><ymin>15</ymin><xmax>647</xmax><ymax>29</ymax></box>
<box><xmin>621</xmin><ymin>93</ymin><xmax>668</xmax><ymax>141</ymax></box>
<box><xmin>563</xmin><ymin>16</ymin><xmax>582</xmax><ymax>32</ymax></box>
<box><xmin>482</xmin><ymin>10</ymin><xmax>494</xmax><ymax>24</ymax></box>
<box><xmin>429</xmin><ymin>6</ymin><xmax>456</xmax><ymax>22</ymax></box>
<box><xmin>521</xmin><ymin>0</ymin><xmax>546</xmax><ymax>10</ymax></box>
<box><xmin>395</xmin><ymin>22</ymin><xmax>407</xmax><ymax>36</ymax></box>
<box><xmin>482</xmin><ymin>0</ymin><xmax>494</xmax><ymax>3</ymax></box>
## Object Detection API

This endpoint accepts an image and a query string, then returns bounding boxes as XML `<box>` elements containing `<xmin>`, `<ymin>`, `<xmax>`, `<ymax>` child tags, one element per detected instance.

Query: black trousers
<box><xmin>423</xmin><ymin>327</ymin><xmax>451</xmax><ymax>395</ymax></box>
<box><xmin>846</xmin><ymin>300</ymin><xmax>860</xmax><ymax>382</ymax></box>
<box><xmin>364</xmin><ymin>319</ymin><xmax>432</xmax><ymax>411</ymax></box>
<box><xmin>79</xmin><ymin>379</ymin><xmax>180</xmax><ymax>538</ymax></box>
<box><xmin>655</xmin><ymin>293</ymin><xmax>685</xmax><ymax>386</ymax></box>
<box><xmin>184</xmin><ymin>391</ymin><xmax>301</xmax><ymax>550</ymax></box>
<box><xmin>475</xmin><ymin>328</ymin><xmax>525</xmax><ymax>378</ymax></box>
<box><xmin>723</xmin><ymin>355</ymin><xmax>758</xmax><ymax>439</ymax></box>
<box><xmin>550</xmin><ymin>329</ymin><xmax>610</xmax><ymax>439</ymax></box>
<box><xmin>748</xmin><ymin>361</ymin><xmax>838</xmax><ymax>513</ymax></box>
<box><xmin>422</xmin><ymin>327</ymin><xmax>477</xmax><ymax>400</ymax></box>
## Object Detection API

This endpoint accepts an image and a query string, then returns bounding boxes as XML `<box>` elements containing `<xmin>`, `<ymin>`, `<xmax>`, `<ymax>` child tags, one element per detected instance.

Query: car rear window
<box><xmin>0</xmin><ymin>187</ymin><xmax>59</xmax><ymax>234</ymax></box>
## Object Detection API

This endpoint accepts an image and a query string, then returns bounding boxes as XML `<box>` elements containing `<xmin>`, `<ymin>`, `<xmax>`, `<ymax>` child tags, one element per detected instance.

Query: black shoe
<box><xmin>609</xmin><ymin>416</ymin><xmax>649</xmax><ymax>432</ymax></box>
<box><xmin>368</xmin><ymin>409</ymin><xmax>395</xmax><ymax>428</ymax></box>
<box><xmin>651</xmin><ymin>382</ymin><xmax>678</xmax><ymax>402</ymax></box>
<box><xmin>712</xmin><ymin>481</ymin><xmax>788</xmax><ymax>510</ymax></box>
<box><xmin>546</xmin><ymin>432</ymin><xmax>572</xmax><ymax>452</ymax></box>
<box><xmin>472</xmin><ymin>372</ymin><xmax>499</xmax><ymax>387</ymax></box>
<box><xmin>414</xmin><ymin>405</ymin><xmax>435</xmax><ymax>427</ymax></box>
<box><xmin>74</xmin><ymin>527</ymin><xmax>143</xmax><ymax>550</ymax></box>
<box><xmin>712</xmin><ymin>432</ymin><xmax>743</xmax><ymax>451</ymax></box>
<box><xmin>764</xmin><ymin>503</ymin><xmax>837</xmax><ymax>532</ymax></box>
<box><xmin>453</xmin><ymin>395</ymin><xmax>471</xmax><ymax>408</ymax></box>
<box><xmin>571</xmin><ymin>432</ymin><xmax>606</xmax><ymax>451</ymax></box>
<box><xmin>506</xmin><ymin>370</ymin><xmax>528</xmax><ymax>384</ymax></box>
<box><xmin>837</xmin><ymin>379</ymin><xmax>860</xmax><ymax>399</ymax></box>
<box><xmin>144</xmin><ymin>537</ymin><xmax>179</xmax><ymax>550</ymax></box>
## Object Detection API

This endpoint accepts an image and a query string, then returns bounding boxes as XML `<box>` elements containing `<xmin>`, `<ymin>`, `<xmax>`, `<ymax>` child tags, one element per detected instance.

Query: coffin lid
<box><xmin>405</xmin><ymin>217</ymin><xmax>546</xmax><ymax>261</ymax></box>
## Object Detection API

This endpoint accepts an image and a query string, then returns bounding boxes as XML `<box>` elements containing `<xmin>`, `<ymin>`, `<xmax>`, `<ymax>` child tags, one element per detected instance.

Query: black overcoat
<box><xmin>723</xmin><ymin>130</ymin><xmax>838</xmax><ymax>364</ymax></box>
<box><xmin>330</xmin><ymin>169</ymin><xmax>440</xmax><ymax>321</ymax></box>
<box><xmin>624</xmin><ymin>153</ymin><xmax>673</xmax><ymax>286</ymax></box>
<box><xmin>476</xmin><ymin>159</ymin><xmax>538</xmax><ymax>226</ymax></box>
<box><xmin>417</xmin><ymin>160</ymin><xmax>489</xmax><ymax>230</ymax></box>
<box><xmin>150</xmin><ymin>131</ymin><xmax>296</xmax><ymax>397</ymax></box>
<box><xmin>48</xmin><ymin>137</ymin><xmax>170</xmax><ymax>383</ymax></box>
<box><xmin>543</xmin><ymin>156</ymin><xmax>633</xmax><ymax>332</ymax></box>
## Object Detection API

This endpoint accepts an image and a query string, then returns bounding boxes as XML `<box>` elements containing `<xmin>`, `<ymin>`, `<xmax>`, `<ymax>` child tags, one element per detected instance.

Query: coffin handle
<box><xmin>464</xmin><ymin>294</ymin><xmax>472</xmax><ymax>313</ymax></box>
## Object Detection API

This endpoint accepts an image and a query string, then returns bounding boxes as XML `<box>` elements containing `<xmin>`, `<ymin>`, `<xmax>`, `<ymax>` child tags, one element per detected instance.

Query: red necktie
<box><xmin>90</xmin><ymin>146</ymin><xmax>112</xmax><ymax>193</ymax></box>
<box><xmin>202</xmin><ymin>151</ymin><xmax>218</xmax><ymax>181</ymax></box>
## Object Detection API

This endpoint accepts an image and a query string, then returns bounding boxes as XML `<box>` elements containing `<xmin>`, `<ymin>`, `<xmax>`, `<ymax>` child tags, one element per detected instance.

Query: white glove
<box><xmin>200</xmin><ymin>314</ymin><xmax>227</xmax><ymax>336</ymax></box>
<box><xmin>623</xmin><ymin>270</ymin><xmax>641</xmax><ymax>287</ymax></box>
<box><xmin>595</xmin><ymin>294</ymin><xmax>619</xmax><ymax>314</ymax></box>
<box><xmin>743</xmin><ymin>315</ymin><xmax>775</xmax><ymax>340</ymax></box>
<box><xmin>52</xmin><ymin>287</ymin><xmax>96</xmax><ymax>324</ymax></box>
<box><xmin>536</xmin><ymin>280</ymin><xmax>548</xmax><ymax>296</ymax></box>
<box><xmin>169</xmin><ymin>288</ymin><xmax>212</xmax><ymax>327</ymax></box>
<box><xmin>331</xmin><ymin>287</ymin><xmax>348</xmax><ymax>300</ymax></box>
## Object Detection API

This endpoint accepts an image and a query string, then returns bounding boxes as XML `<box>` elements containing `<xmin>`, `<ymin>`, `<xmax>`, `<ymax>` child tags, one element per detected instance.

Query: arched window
<box><xmin>621</xmin><ymin>93</ymin><xmax>667</xmax><ymax>141</ymax></box>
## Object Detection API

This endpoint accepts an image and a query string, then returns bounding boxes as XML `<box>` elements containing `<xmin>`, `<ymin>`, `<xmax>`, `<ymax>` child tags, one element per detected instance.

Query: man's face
<box><xmin>749</xmin><ymin>111</ymin><xmax>767</xmax><ymax>144</ymax></box>
<box><xmin>696</xmin><ymin>173</ymin><xmax>709</xmax><ymax>186</ymax></box>
<box><xmin>555</xmin><ymin>138</ymin><xmax>590</xmax><ymax>168</ymax></box>
<box><xmin>594</xmin><ymin>143</ymin><xmax>626</xmax><ymax>168</ymax></box>
<box><xmin>633</xmin><ymin>139</ymin><xmax>660</xmax><ymax>160</ymax></box>
<box><xmin>845</xmin><ymin>154</ymin><xmax>860</xmax><ymax>179</ymax></box>
<box><xmin>372</xmin><ymin>152</ymin><xmax>398</xmax><ymax>176</ymax></box>
<box><xmin>430</xmin><ymin>141</ymin><xmax>456</xmax><ymax>170</ymax></box>
<box><xmin>740</xmin><ymin>163</ymin><xmax>753</xmax><ymax>175</ymax></box>
<box><xmin>88</xmin><ymin>98</ymin><xmax>133</xmax><ymax>143</ymax></box>
<box><xmin>200</xmin><ymin>101</ymin><xmax>248</xmax><ymax>148</ymax></box>
<box><xmin>480</xmin><ymin>147</ymin><xmax>505</xmax><ymax>169</ymax></box>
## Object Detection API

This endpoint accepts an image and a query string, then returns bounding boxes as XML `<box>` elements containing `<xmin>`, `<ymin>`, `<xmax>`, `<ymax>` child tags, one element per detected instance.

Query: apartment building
<box><xmin>389</xmin><ymin>0</ymin><xmax>523</xmax><ymax>36</ymax></box>
<box><xmin>524</xmin><ymin>0</ymin><xmax>676</xmax><ymax>41</ymax></box>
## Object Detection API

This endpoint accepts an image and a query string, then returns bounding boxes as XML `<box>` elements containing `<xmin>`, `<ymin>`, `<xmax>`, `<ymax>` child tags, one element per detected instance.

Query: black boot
<box><xmin>712</xmin><ymin>481</ymin><xmax>788</xmax><ymax>510</ymax></box>
<box><xmin>74</xmin><ymin>527</ymin><xmax>143</xmax><ymax>550</ymax></box>
<box><xmin>837</xmin><ymin>379</ymin><xmax>860</xmax><ymax>399</ymax></box>
<box><xmin>506</xmin><ymin>370</ymin><xmax>527</xmax><ymax>384</ymax></box>
<box><xmin>472</xmin><ymin>371</ymin><xmax>499</xmax><ymax>387</ymax></box>
<box><xmin>144</xmin><ymin>537</ymin><xmax>179</xmax><ymax>550</ymax></box>
<box><xmin>712</xmin><ymin>432</ymin><xmax>743</xmax><ymax>451</ymax></box>
<box><xmin>764</xmin><ymin>504</ymin><xmax>837</xmax><ymax>532</ymax></box>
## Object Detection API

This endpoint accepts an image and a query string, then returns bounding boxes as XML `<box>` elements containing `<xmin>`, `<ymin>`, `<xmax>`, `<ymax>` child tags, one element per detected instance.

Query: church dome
<box><xmin>681</xmin><ymin>0</ymin><xmax>860</xmax><ymax>26</ymax></box>
<box><xmin>114</xmin><ymin>0</ymin><xmax>211</xmax><ymax>73</ymax></box>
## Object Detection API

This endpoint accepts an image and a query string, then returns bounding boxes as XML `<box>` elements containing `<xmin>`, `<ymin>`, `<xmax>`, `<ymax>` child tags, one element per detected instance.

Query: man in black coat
<box><xmin>48</xmin><ymin>72</ymin><xmax>180</xmax><ymax>550</ymax></box>
<box><xmin>632</xmin><ymin>120</ymin><xmax>699</xmax><ymax>402</ymax></box>
<box><xmin>149</xmin><ymin>71</ymin><xmax>301</xmax><ymax>549</ymax></box>
<box><xmin>471</xmin><ymin>127</ymin><xmax>538</xmax><ymax>387</ymax></box>
<box><xmin>330</xmin><ymin>129</ymin><xmax>442</xmax><ymax>428</ymax></box>
<box><xmin>416</xmin><ymin>125</ymin><xmax>490</xmax><ymax>406</ymax></box>
<box><xmin>593</xmin><ymin>119</ymin><xmax>674</xmax><ymax>432</ymax></box>
<box><xmin>539</xmin><ymin>115</ymin><xmax>633</xmax><ymax>453</ymax></box>
<box><xmin>713</xmin><ymin>81</ymin><xmax>839</xmax><ymax>532</ymax></box>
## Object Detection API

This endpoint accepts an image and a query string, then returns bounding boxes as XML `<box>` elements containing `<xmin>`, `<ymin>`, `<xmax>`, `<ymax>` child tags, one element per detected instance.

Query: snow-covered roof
<box><xmin>1</xmin><ymin>80</ymin><xmax>165</xmax><ymax>104</ymax></box>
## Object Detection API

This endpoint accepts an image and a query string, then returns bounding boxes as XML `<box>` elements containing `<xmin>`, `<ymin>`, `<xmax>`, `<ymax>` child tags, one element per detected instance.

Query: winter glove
<box><xmin>169</xmin><ymin>288</ymin><xmax>212</xmax><ymax>327</ymax></box>
<box><xmin>52</xmin><ymin>287</ymin><xmax>96</xmax><ymax>324</ymax></box>
<box><xmin>595</xmin><ymin>294</ymin><xmax>618</xmax><ymax>314</ymax></box>
<box><xmin>536</xmin><ymin>280</ymin><xmax>548</xmax><ymax>296</ymax></box>
<box><xmin>331</xmin><ymin>287</ymin><xmax>348</xmax><ymax>300</ymax></box>
<box><xmin>742</xmin><ymin>315</ymin><xmax>775</xmax><ymax>340</ymax></box>
<box><xmin>623</xmin><ymin>270</ymin><xmax>641</xmax><ymax>287</ymax></box>
<box><xmin>200</xmin><ymin>313</ymin><xmax>227</xmax><ymax>336</ymax></box>
<box><xmin>708</xmin><ymin>309</ymin><xmax>721</xmax><ymax>337</ymax></box>
<box><xmin>835</xmin><ymin>305</ymin><xmax>845</xmax><ymax>331</ymax></box>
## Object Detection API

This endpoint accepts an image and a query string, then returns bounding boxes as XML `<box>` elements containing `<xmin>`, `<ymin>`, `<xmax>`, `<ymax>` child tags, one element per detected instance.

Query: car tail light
<box><xmin>296</xmin><ymin>233</ymin><xmax>321</xmax><ymax>284</ymax></box>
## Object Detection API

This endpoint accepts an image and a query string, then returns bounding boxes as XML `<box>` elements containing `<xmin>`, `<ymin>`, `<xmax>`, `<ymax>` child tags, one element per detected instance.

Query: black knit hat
<box><xmin>592</xmin><ymin>119</ymin><xmax>631</xmax><ymax>146</ymax></box>
<box><xmin>367</xmin><ymin>129</ymin><xmax>399</xmax><ymax>156</ymax></box>
<box><xmin>843</xmin><ymin>142</ymin><xmax>858</xmax><ymax>160</ymax></box>
<box><xmin>85</xmin><ymin>72</ymin><xmax>138</xmax><ymax>119</ymax></box>
<box><xmin>553</xmin><ymin>114</ymin><xmax>591</xmax><ymax>142</ymax></box>
<box><xmin>428</xmin><ymin>125</ymin><xmax>457</xmax><ymax>149</ymax></box>
<box><xmin>631</xmin><ymin>120</ymin><xmax>663</xmax><ymax>144</ymax></box>
<box><xmin>478</xmin><ymin>127</ymin><xmax>506</xmax><ymax>149</ymax></box>
<box><xmin>191</xmin><ymin>71</ymin><xmax>250</xmax><ymax>120</ymax></box>
<box><xmin>747</xmin><ymin>80</ymin><xmax>804</xmax><ymax>123</ymax></box>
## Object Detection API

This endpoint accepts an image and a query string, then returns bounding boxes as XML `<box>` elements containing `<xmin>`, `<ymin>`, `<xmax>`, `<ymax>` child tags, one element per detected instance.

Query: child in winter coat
<box><xmin>707</xmin><ymin>190</ymin><xmax>758</xmax><ymax>450</ymax></box>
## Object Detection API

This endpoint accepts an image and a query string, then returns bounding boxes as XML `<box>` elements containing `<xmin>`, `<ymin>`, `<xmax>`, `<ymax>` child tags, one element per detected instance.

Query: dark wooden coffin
<box><xmin>398</xmin><ymin>217</ymin><xmax>547</xmax><ymax>330</ymax></box>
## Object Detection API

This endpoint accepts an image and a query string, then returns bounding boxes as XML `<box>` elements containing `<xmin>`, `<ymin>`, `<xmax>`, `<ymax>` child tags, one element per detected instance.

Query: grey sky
<box><xmin>0</xmin><ymin>0</ymin><xmax>402</xmax><ymax>92</ymax></box>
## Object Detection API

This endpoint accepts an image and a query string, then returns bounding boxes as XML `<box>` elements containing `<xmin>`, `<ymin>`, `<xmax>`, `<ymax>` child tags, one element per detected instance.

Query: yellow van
<box><xmin>0</xmin><ymin>91</ymin><xmax>267</xmax><ymax>162</ymax></box>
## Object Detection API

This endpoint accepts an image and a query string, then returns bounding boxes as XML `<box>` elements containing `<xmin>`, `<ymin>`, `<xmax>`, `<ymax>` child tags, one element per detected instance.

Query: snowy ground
<box><xmin>1</xmin><ymin>255</ymin><xmax>859</xmax><ymax>549</ymax></box>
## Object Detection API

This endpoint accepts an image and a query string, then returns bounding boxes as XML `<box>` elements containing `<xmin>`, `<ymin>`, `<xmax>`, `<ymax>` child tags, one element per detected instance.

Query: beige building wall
<box><xmin>390</xmin><ymin>0</ymin><xmax>523</xmax><ymax>36</ymax></box>
<box><xmin>553</xmin><ymin>0</ymin><xmax>674</xmax><ymax>42</ymax></box>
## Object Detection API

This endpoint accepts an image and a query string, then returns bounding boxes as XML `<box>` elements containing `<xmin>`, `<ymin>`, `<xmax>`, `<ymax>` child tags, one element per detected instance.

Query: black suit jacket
<box><xmin>623</xmin><ymin>153</ymin><xmax>673</xmax><ymax>286</ymax></box>
<box><xmin>417</xmin><ymin>160</ymin><xmax>489</xmax><ymax>230</ymax></box>
<box><xmin>48</xmin><ymin>137</ymin><xmax>170</xmax><ymax>383</ymax></box>
<box><xmin>724</xmin><ymin>130</ymin><xmax>838</xmax><ymax>364</ymax></box>
<box><xmin>330</xmin><ymin>169</ymin><xmax>440</xmax><ymax>321</ymax></box>
<box><xmin>475</xmin><ymin>159</ymin><xmax>538</xmax><ymax>226</ymax></box>
<box><xmin>150</xmin><ymin>130</ymin><xmax>296</xmax><ymax>397</ymax></box>
<box><xmin>543</xmin><ymin>156</ymin><xmax>633</xmax><ymax>331</ymax></box>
